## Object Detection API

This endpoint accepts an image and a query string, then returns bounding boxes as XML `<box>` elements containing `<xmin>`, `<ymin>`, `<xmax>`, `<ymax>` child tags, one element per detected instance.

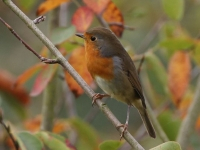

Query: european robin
<box><xmin>76</xmin><ymin>27</ymin><xmax>156</xmax><ymax>139</ymax></box>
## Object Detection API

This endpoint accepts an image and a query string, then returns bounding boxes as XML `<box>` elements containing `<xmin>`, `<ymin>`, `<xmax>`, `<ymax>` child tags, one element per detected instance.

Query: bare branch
<box><xmin>84</xmin><ymin>107</ymin><xmax>100</xmax><ymax>123</ymax></box>
<box><xmin>0</xmin><ymin>109</ymin><xmax>19</xmax><ymax>150</ymax></box>
<box><xmin>108</xmin><ymin>22</ymin><xmax>135</xmax><ymax>31</ymax></box>
<box><xmin>137</xmin><ymin>17</ymin><xmax>165</xmax><ymax>52</ymax></box>
<box><xmin>67</xmin><ymin>40</ymin><xmax>84</xmax><ymax>46</ymax></box>
<box><xmin>0</xmin><ymin>17</ymin><xmax>59</xmax><ymax>64</ymax></box>
<box><xmin>2</xmin><ymin>0</ymin><xmax>145</xmax><ymax>149</ymax></box>
<box><xmin>96</xmin><ymin>15</ymin><xmax>135</xmax><ymax>31</ymax></box>
<box><xmin>96</xmin><ymin>14</ymin><xmax>110</xmax><ymax>28</ymax></box>
<box><xmin>137</xmin><ymin>55</ymin><xmax>145</xmax><ymax>74</ymax></box>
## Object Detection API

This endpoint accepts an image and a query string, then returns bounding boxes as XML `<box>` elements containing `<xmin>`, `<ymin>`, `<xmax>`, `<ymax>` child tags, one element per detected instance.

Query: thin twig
<box><xmin>137</xmin><ymin>17</ymin><xmax>165</xmax><ymax>52</ymax></box>
<box><xmin>96</xmin><ymin>15</ymin><xmax>135</xmax><ymax>31</ymax></box>
<box><xmin>177</xmin><ymin>75</ymin><xmax>200</xmax><ymax>149</ymax></box>
<box><xmin>67</xmin><ymin>40</ymin><xmax>84</xmax><ymax>46</ymax></box>
<box><xmin>108</xmin><ymin>22</ymin><xmax>135</xmax><ymax>31</ymax></box>
<box><xmin>84</xmin><ymin>107</ymin><xmax>100</xmax><ymax>123</ymax></box>
<box><xmin>33</xmin><ymin>16</ymin><xmax>46</xmax><ymax>24</ymax></box>
<box><xmin>96</xmin><ymin>14</ymin><xmax>110</xmax><ymax>28</ymax></box>
<box><xmin>2</xmin><ymin>0</ymin><xmax>144</xmax><ymax>149</ymax></box>
<box><xmin>0</xmin><ymin>110</ymin><xmax>19</xmax><ymax>150</ymax></box>
<box><xmin>0</xmin><ymin>17</ymin><xmax>59</xmax><ymax>64</ymax></box>
<box><xmin>137</xmin><ymin>55</ymin><xmax>145</xmax><ymax>74</ymax></box>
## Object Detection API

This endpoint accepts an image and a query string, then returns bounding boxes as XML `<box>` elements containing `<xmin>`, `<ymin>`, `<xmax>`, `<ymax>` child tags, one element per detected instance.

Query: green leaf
<box><xmin>159</xmin><ymin>38</ymin><xmax>194</xmax><ymax>52</ymax></box>
<box><xmin>150</xmin><ymin>141</ymin><xmax>181</xmax><ymax>150</ymax></box>
<box><xmin>145</xmin><ymin>53</ymin><xmax>170</xmax><ymax>103</ymax></box>
<box><xmin>192</xmin><ymin>41</ymin><xmax>200</xmax><ymax>65</ymax></box>
<box><xmin>99</xmin><ymin>140</ymin><xmax>123</xmax><ymax>150</ymax></box>
<box><xmin>17</xmin><ymin>131</ymin><xmax>43</xmax><ymax>150</ymax></box>
<box><xmin>160</xmin><ymin>23</ymin><xmax>188</xmax><ymax>39</ymax></box>
<box><xmin>0</xmin><ymin>92</ymin><xmax>27</xmax><ymax>122</ymax></box>
<box><xmin>68</xmin><ymin>117</ymin><xmax>99</xmax><ymax>150</ymax></box>
<box><xmin>48</xmin><ymin>132</ymin><xmax>66</xmax><ymax>142</ymax></box>
<box><xmin>17</xmin><ymin>0</ymin><xmax>36</xmax><ymax>12</ymax></box>
<box><xmin>35</xmin><ymin>131</ymin><xmax>70</xmax><ymax>150</ymax></box>
<box><xmin>51</xmin><ymin>26</ymin><xmax>76</xmax><ymax>45</ymax></box>
<box><xmin>157</xmin><ymin>110</ymin><xmax>181</xmax><ymax>140</ymax></box>
<box><xmin>162</xmin><ymin>0</ymin><xmax>184</xmax><ymax>20</ymax></box>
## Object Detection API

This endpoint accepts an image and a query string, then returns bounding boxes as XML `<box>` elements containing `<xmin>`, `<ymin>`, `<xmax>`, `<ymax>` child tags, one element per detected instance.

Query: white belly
<box><xmin>95</xmin><ymin>76</ymin><xmax>115</xmax><ymax>98</ymax></box>
<box><xmin>94</xmin><ymin>75</ymin><xmax>135</xmax><ymax>105</ymax></box>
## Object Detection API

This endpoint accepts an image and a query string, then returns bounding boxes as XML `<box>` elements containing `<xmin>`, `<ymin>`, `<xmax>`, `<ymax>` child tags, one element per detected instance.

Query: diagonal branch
<box><xmin>2</xmin><ymin>0</ymin><xmax>145</xmax><ymax>149</ymax></box>
<box><xmin>0</xmin><ymin>17</ymin><xmax>59</xmax><ymax>64</ymax></box>
<box><xmin>108</xmin><ymin>22</ymin><xmax>135</xmax><ymax>31</ymax></box>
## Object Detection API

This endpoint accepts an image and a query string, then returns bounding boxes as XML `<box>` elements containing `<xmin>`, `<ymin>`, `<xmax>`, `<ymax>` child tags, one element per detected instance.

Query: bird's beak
<box><xmin>75</xmin><ymin>33</ymin><xmax>85</xmax><ymax>39</ymax></box>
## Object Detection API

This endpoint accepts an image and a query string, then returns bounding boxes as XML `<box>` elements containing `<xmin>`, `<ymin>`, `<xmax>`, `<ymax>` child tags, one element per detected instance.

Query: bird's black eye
<box><xmin>90</xmin><ymin>36</ymin><xmax>96</xmax><ymax>41</ymax></box>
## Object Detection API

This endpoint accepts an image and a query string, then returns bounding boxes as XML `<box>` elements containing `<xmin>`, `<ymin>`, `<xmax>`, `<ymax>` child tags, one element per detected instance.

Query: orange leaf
<box><xmin>14</xmin><ymin>63</ymin><xmax>44</xmax><ymax>87</ymax></box>
<box><xmin>0</xmin><ymin>70</ymin><xmax>30</xmax><ymax>105</ymax></box>
<box><xmin>24</xmin><ymin>115</ymin><xmax>41</xmax><ymax>132</ymax></box>
<box><xmin>83</xmin><ymin>0</ymin><xmax>110</xmax><ymax>14</ymax></box>
<box><xmin>195</xmin><ymin>117</ymin><xmax>200</xmax><ymax>131</ymax></box>
<box><xmin>168</xmin><ymin>51</ymin><xmax>191</xmax><ymax>106</ymax></box>
<box><xmin>103</xmin><ymin>1</ymin><xmax>124</xmax><ymax>37</ymax></box>
<box><xmin>24</xmin><ymin>115</ymin><xmax>70</xmax><ymax>133</ymax></box>
<box><xmin>72</xmin><ymin>6</ymin><xmax>94</xmax><ymax>33</ymax></box>
<box><xmin>53</xmin><ymin>120</ymin><xmax>70</xmax><ymax>133</ymax></box>
<box><xmin>30</xmin><ymin>64</ymin><xmax>58</xmax><ymax>97</ymax></box>
<box><xmin>65</xmin><ymin>47</ymin><xmax>94</xmax><ymax>97</ymax></box>
<box><xmin>36</xmin><ymin>0</ymin><xmax>70</xmax><ymax>16</ymax></box>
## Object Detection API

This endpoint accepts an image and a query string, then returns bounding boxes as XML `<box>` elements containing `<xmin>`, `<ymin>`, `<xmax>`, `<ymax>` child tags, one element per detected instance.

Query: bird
<box><xmin>75</xmin><ymin>27</ymin><xmax>156</xmax><ymax>139</ymax></box>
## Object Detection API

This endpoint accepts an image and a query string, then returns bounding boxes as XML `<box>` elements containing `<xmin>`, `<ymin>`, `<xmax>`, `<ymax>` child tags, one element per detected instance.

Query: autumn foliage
<box><xmin>65</xmin><ymin>47</ymin><xmax>94</xmax><ymax>97</ymax></box>
<box><xmin>168</xmin><ymin>51</ymin><xmax>191</xmax><ymax>106</ymax></box>
<box><xmin>0</xmin><ymin>70</ymin><xmax>30</xmax><ymax>105</ymax></box>
<box><xmin>1</xmin><ymin>0</ymin><xmax>200</xmax><ymax>149</ymax></box>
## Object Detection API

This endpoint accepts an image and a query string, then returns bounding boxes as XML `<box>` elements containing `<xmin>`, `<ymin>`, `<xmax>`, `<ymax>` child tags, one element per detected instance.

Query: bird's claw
<box><xmin>117</xmin><ymin>123</ymin><xmax>128</xmax><ymax>140</ymax></box>
<box><xmin>92</xmin><ymin>93</ymin><xmax>110</xmax><ymax>106</ymax></box>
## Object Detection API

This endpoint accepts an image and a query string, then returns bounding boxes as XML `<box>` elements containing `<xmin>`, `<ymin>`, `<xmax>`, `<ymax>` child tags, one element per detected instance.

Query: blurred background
<box><xmin>0</xmin><ymin>0</ymin><xmax>200</xmax><ymax>149</ymax></box>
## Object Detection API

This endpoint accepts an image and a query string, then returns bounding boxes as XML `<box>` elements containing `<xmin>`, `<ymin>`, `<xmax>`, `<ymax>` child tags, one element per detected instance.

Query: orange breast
<box><xmin>85</xmin><ymin>44</ymin><xmax>114</xmax><ymax>80</ymax></box>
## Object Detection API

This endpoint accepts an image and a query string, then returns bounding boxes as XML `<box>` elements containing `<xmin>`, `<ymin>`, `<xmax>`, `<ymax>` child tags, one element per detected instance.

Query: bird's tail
<box><xmin>138</xmin><ymin>108</ymin><xmax>156</xmax><ymax>138</ymax></box>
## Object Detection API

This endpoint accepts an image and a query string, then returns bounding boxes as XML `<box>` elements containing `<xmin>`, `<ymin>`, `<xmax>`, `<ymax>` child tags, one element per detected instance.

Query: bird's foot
<box><xmin>117</xmin><ymin>123</ymin><xmax>128</xmax><ymax>140</ymax></box>
<box><xmin>92</xmin><ymin>93</ymin><xmax>110</xmax><ymax>106</ymax></box>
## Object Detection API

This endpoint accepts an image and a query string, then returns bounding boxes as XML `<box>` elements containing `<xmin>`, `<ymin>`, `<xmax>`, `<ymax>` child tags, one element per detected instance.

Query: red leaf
<box><xmin>30</xmin><ymin>64</ymin><xmax>58</xmax><ymax>97</ymax></box>
<box><xmin>65</xmin><ymin>140</ymin><xmax>77</xmax><ymax>150</ymax></box>
<box><xmin>83</xmin><ymin>0</ymin><xmax>110</xmax><ymax>14</ymax></box>
<box><xmin>0</xmin><ymin>70</ymin><xmax>30</xmax><ymax>105</ymax></box>
<box><xmin>103</xmin><ymin>1</ymin><xmax>124</xmax><ymax>37</ymax></box>
<box><xmin>72</xmin><ymin>6</ymin><xmax>94</xmax><ymax>32</ymax></box>
<box><xmin>65</xmin><ymin>47</ymin><xmax>94</xmax><ymax>97</ymax></box>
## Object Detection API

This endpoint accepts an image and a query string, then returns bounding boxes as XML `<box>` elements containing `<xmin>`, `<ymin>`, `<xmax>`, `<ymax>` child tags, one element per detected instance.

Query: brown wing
<box><xmin>121</xmin><ymin>54</ymin><xmax>146</xmax><ymax>108</ymax></box>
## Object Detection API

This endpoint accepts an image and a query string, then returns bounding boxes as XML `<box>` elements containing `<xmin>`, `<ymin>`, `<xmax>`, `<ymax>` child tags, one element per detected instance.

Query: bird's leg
<box><xmin>92</xmin><ymin>93</ymin><xmax>110</xmax><ymax>106</ymax></box>
<box><xmin>117</xmin><ymin>105</ymin><xmax>130</xmax><ymax>140</ymax></box>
